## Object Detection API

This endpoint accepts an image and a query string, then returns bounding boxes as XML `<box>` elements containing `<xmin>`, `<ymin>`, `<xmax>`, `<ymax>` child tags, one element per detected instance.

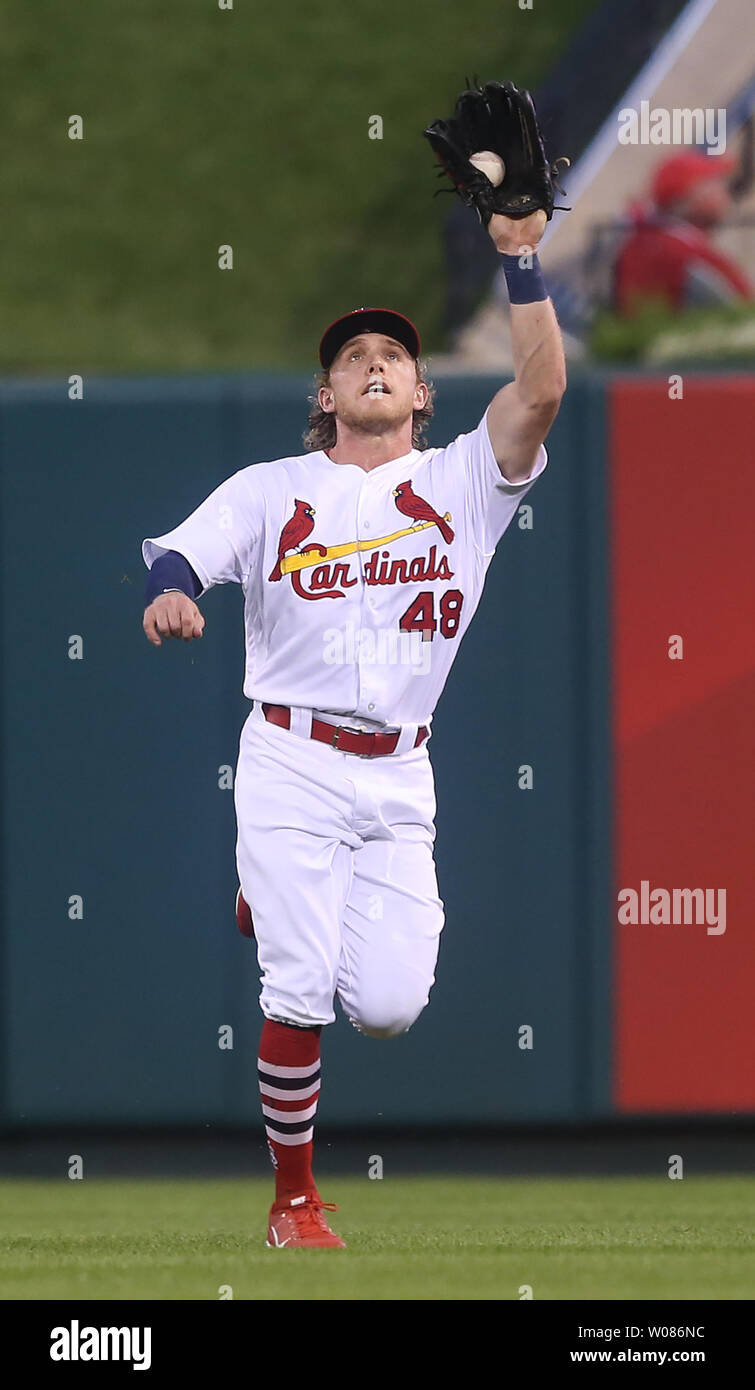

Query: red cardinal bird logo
<box><xmin>393</xmin><ymin>481</ymin><xmax>454</xmax><ymax>545</ymax></box>
<box><xmin>269</xmin><ymin>499</ymin><xmax>316</xmax><ymax>581</ymax></box>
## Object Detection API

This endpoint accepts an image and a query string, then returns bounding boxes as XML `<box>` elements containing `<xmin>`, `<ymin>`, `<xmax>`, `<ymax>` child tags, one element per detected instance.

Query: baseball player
<box><xmin>141</xmin><ymin>82</ymin><xmax>566</xmax><ymax>1249</ymax></box>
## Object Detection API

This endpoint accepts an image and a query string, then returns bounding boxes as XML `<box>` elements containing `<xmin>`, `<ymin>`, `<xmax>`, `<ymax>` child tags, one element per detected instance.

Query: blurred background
<box><xmin>1</xmin><ymin>0</ymin><xmax>753</xmax><ymax>1186</ymax></box>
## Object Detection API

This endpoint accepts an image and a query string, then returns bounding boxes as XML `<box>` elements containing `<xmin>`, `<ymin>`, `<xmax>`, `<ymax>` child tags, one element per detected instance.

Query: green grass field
<box><xmin>1</xmin><ymin>1175</ymin><xmax>752</xmax><ymax>1301</ymax></box>
<box><xmin>3</xmin><ymin>0</ymin><xmax>598</xmax><ymax>371</ymax></box>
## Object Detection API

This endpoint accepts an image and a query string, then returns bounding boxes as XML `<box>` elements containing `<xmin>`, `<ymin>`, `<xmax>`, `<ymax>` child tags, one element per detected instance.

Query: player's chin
<box><xmin>355</xmin><ymin>398</ymin><xmax>407</xmax><ymax>429</ymax></box>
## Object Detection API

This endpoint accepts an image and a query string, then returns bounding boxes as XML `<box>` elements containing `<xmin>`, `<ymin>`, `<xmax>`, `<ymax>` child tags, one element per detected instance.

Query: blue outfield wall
<box><xmin>0</xmin><ymin>371</ymin><xmax>611</xmax><ymax>1128</ymax></box>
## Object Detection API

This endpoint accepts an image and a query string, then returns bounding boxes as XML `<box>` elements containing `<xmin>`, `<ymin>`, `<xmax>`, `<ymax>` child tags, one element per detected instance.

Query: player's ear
<box><xmin>413</xmin><ymin>380</ymin><xmax>429</xmax><ymax>410</ymax></box>
<box><xmin>318</xmin><ymin>384</ymin><xmax>335</xmax><ymax>415</ymax></box>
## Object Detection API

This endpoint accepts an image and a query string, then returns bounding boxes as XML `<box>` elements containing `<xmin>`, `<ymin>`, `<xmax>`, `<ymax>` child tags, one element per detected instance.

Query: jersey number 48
<box><xmin>399</xmin><ymin>589</ymin><xmax>464</xmax><ymax>640</ymax></box>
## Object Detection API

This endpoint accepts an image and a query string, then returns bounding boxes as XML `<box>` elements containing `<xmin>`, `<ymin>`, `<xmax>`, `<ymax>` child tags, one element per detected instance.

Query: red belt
<box><xmin>261</xmin><ymin>704</ymin><xmax>429</xmax><ymax>758</ymax></box>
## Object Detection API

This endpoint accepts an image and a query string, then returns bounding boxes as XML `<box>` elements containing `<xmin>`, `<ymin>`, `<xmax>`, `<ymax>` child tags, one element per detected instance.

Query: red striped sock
<box><xmin>258</xmin><ymin>1019</ymin><xmax>321</xmax><ymax>1204</ymax></box>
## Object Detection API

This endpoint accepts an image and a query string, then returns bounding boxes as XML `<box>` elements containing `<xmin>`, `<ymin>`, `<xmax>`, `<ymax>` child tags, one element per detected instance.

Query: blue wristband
<box><xmin>500</xmin><ymin>252</ymin><xmax>548</xmax><ymax>305</ymax></box>
<box><xmin>144</xmin><ymin>550</ymin><xmax>202</xmax><ymax>606</ymax></box>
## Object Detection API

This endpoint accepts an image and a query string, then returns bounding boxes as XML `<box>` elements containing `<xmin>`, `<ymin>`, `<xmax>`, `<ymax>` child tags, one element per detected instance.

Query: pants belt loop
<box><xmin>393</xmin><ymin>722</ymin><xmax>420</xmax><ymax>755</ymax></box>
<box><xmin>288</xmin><ymin>706</ymin><xmax>313</xmax><ymax>738</ymax></box>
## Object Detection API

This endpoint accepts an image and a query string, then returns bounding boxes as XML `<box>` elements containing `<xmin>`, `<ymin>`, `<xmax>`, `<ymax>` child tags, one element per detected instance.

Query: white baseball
<box><xmin>468</xmin><ymin>150</ymin><xmax>505</xmax><ymax>187</ymax></box>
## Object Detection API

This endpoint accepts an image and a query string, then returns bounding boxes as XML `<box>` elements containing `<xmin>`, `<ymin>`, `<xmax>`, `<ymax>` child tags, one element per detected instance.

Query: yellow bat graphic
<box><xmin>279</xmin><ymin>514</ymin><xmax>452</xmax><ymax>575</ymax></box>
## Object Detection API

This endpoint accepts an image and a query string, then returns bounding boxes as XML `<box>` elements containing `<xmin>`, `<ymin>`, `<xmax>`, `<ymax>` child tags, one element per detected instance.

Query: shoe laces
<box><xmin>289</xmin><ymin>1194</ymin><xmax>338</xmax><ymax>1234</ymax></box>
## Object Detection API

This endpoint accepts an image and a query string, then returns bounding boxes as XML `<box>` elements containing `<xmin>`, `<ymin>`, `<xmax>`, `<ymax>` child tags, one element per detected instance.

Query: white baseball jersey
<box><xmin>142</xmin><ymin>407</ymin><xmax>547</xmax><ymax>729</ymax></box>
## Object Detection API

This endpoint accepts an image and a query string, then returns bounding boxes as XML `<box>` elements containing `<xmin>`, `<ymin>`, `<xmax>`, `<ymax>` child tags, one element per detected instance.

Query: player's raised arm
<box><xmin>423</xmin><ymin>79</ymin><xmax>568</xmax><ymax>484</ymax></box>
<box><xmin>484</xmin><ymin>210</ymin><xmax>566</xmax><ymax>484</ymax></box>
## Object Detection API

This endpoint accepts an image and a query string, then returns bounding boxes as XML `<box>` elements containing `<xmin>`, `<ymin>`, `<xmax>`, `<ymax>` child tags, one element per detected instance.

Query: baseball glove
<box><xmin>423</xmin><ymin>78</ymin><xmax>569</xmax><ymax>225</ymax></box>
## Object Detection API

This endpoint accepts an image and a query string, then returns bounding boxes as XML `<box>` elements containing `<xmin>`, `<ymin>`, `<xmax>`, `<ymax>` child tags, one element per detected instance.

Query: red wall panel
<box><xmin>611</xmin><ymin>376</ymin><xmax>755</xmax><ymax>1112</ymax></box>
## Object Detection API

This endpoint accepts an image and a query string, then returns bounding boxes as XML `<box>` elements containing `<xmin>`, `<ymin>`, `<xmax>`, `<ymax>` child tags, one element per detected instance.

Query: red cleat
<box><xmin>235</xmin><ymin>887</ymin><xmax>255</xmax><ymax>939</ymax></box>
<box><xmin>266</xmin><ymin>1194</ymin><xmax>347</xmax><ymax>1250</ymax></box>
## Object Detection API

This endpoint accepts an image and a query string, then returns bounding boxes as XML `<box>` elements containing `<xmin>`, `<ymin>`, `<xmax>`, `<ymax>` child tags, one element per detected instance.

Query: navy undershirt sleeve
<box><xmin>144</xmin><ymin>550</ymin><xmax>203</xmax><ymax>606</ymax></box>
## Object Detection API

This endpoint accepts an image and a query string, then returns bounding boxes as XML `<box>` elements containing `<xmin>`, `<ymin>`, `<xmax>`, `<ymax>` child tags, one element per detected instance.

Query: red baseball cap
<box><xmin>319</xmin><ymin>307</ymin><xmax>421</xmax><ymax>369</ymax></box>
<box><xmin>652</xmin><ymin>152</ymin><xmax>735</xmax><ymax>208</ymax></box>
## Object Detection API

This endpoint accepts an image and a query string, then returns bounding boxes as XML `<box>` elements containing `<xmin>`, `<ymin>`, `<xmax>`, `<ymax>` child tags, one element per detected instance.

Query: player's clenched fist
<box><xmin>143</xmin><ymin>592</ymin><xmax>205</xmax><ymax>646</ymax></box>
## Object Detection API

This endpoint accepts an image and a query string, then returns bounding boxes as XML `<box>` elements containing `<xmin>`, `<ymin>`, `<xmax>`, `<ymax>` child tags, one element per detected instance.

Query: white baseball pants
<box><xmin>234</xmin><ymin>701</ymin><xmax>445</xmax><ymax>1035</ymax></box>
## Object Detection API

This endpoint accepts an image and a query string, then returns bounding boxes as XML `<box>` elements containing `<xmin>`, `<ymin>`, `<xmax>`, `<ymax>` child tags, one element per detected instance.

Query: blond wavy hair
<box><xmin>303</xmin><ymin>359</ymin><xmax>436</xmax><ymax>452</ymax></box>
